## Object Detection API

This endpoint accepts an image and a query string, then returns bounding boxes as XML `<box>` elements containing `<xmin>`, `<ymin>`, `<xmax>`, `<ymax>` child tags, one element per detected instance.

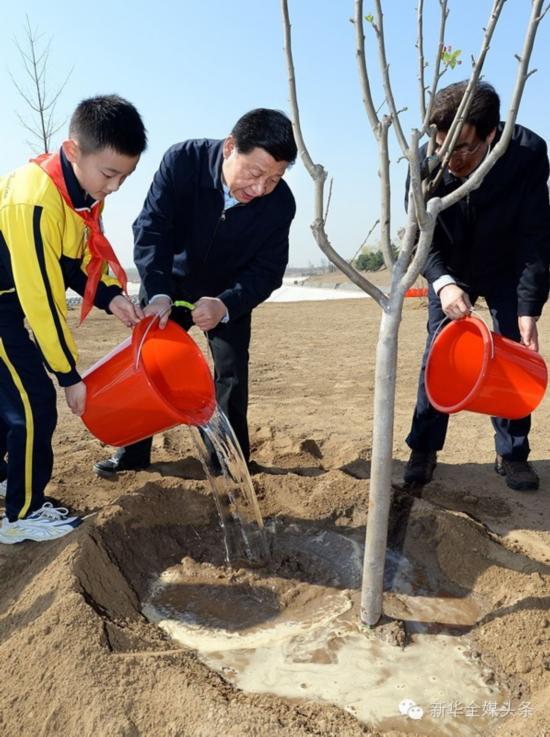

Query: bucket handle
<box><xmin>429</xmin><ymin>310</ymin><xmax>494</xmax><ymax>359</ymax></box>
<box><xmin>429</xmin><ymin>315</ymin><xmax>451</xmax><ymax>349</ymax></box>
<box><xmin>134</xmin><ymin>314</ymin><xmax>161</xmax><ymax>370</ymax></box>
<box><xmin>133</xmin><ymin>308</ymin><xmax>171</xmax><ymax>370</ymax></box>
<box><xmin>133</xmin><ymin>301</ymin><xmax>196</xmax><ymax>370</ymax></box>
<box><xmin>470</xmin><ymin>310</ymin><xmax>495</xmax><ymax>359</ymax></box>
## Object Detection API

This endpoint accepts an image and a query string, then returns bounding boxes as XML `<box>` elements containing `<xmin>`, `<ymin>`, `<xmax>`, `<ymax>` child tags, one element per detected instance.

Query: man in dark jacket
<box><xmin>94</xmin><ymin>108</ymin><xmax>297</xmax><ymax>475</ymax></box>
<box><xmin>404</xmin><ymin>81</ymin><xmax>550</xmax><ymax>491</ymax></box>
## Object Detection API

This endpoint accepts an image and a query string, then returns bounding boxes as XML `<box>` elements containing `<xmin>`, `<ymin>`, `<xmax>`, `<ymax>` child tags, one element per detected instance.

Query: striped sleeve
<box><xmin>3</xmin><ymin>202</ymin><xmax>81</xmax><ymax>386</ymax></box>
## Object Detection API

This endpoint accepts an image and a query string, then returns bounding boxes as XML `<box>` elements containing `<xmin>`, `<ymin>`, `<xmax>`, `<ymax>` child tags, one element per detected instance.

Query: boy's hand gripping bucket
<box><xmin>81</xmin><ymin>317</ymin><xmax>216</xmax><ymax>446</ymax></box>
<box><xmin>425</xmin><ymin>315</ymin><xmax>548</xmax><ymax>419</ymax></box>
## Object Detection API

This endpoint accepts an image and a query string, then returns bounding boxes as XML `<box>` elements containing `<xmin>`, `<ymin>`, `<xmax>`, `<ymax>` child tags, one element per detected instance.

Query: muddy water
<box><xmin>143</xmin><ymin>525</ymin><xmax>506</xmax><ymax>736</ymax></box>
<box><xmin>191</xmin><ymin>406</ymin><xmax>268</xmax><ymax>566</ymax></box>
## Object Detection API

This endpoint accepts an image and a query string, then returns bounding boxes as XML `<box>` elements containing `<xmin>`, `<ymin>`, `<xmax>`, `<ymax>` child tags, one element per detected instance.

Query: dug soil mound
<box><xmin>1</xmin><ymin>298</ymin><xmax>549</xmax><ymax>737</ymax></box>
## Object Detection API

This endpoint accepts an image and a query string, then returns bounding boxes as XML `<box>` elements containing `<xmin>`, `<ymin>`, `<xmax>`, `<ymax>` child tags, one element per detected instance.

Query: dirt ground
<box><xmin>0</xmin><ymin>295</ymin><xmax>549</xmax><ymax>737</ymax></box>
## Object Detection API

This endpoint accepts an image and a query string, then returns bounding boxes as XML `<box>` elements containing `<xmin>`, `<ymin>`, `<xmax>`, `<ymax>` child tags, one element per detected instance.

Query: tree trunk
<box><xmin>360</xmin><ymin>304</ymin><xmax>402</xmax><ymax>626</ymax></box>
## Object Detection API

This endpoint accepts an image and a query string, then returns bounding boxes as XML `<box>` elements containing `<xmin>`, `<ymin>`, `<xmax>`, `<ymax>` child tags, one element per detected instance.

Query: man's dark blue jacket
<box><xmin>421</xmin><ymin>123</ymin><xmax>550</xmax><ymax>316</ymax></box>
<box><xmin>133</xmin><ymin>139</ymin><xmax>296</xmax><ymax>320</ymax></box>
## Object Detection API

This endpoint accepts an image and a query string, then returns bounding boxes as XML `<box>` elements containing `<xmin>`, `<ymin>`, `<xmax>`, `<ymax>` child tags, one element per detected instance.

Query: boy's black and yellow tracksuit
<box><xmin>0</xmin><ymin>149</ymin><xmax>122</xmax><ymax>521</ymax></box>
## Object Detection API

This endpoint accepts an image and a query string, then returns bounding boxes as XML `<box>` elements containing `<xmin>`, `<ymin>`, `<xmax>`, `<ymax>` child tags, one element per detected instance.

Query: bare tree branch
<box><xmin>355</xmin><ymin>1</ymin><xmax>395</xmax><ymax>268</ymax></box>
<box><xmin>407</xmin><ymin>128</ymin><xmax>431</xmax><ymax>232</ymax></box>
<box><xmin>379</xmin><ymin>116</ymin><xmax>395</xmax><ymax>268</ymax></box>
<box><xmin>323</xmin><ymin>177</ymin><xmax>334</xmax><ymax>223</ymax></box>
<box><xmin>15</xmin><ymin>111</ymin><xmax>47</xmax><ymax>142</ymax></box>
<box><xmin>372</xmin><ymin>0</ymin><xmax>410</xmax><ymax>155</ymax></box>
<box><xmin>421</xmin><ymin>0</ymin><xmax>449</xmax><ymax>133</ymax></box>
<box><xmin>281</xmin><ymin>0</ymin><xmax>388</xmax><ymax>305</ymax></box>
<box><xmin>10</xmin><ymin>15</ymin><xmax>72</xmax><ymax>153</ymax></box>
<box><xmin>348</xmin><ymin>219</ymin><xmax>381</xmax><ymax>265</ymax></box>
<box><xmin>429</xmin><ymin>0</ymin><xmax>506</xmax><ymax>191</ymax></box>
<box><xmin>8</xmin><ymin>72</ymin><xmax>38</xmax><ymax>109</ymax></box>
<box><xmin>416</xmin><ymin>0</ymin><xmax>427</xmax><ymax>120</ymax></box>
<box><xmin>354</xmin><ymin>1</ymin><xmax>381</xmax><ymax>133</ymax></box>
<box><xmin>393</xmin><ymin>195</ymin><xmax>420</xmax><ymax>277</ymax></box>
<box><xmin>437</xmin><ymin>0</ymin><xmax>546</xmax><ymax>212</ymax></box>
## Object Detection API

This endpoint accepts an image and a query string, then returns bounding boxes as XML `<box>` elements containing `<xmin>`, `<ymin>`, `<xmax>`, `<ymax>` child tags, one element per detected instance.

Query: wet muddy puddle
<box><xmin>143</xmin><ymin>523</ymin><xmax>506</xmax><ymax>736</ymax></box>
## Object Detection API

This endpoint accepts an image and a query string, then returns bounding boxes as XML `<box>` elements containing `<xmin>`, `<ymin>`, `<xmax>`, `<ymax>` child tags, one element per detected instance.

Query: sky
<box><xmin>0</xmin><ymin>1</ymin><xmax>548</xmax><ymax>269</ymax></box>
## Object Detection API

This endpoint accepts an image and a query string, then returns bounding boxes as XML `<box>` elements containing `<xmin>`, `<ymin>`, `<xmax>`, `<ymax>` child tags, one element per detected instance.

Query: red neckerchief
<box><xmin>31</xmin><ymin>152</ymin><xmax>128</xmax><ymax>323</ymax></box>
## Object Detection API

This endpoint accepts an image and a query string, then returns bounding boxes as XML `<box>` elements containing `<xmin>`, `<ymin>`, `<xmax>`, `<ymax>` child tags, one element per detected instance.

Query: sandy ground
<box><xmin>0</xmin><ymin>294</ymin><xmax>549</xmax><ymax>737</ymax></box>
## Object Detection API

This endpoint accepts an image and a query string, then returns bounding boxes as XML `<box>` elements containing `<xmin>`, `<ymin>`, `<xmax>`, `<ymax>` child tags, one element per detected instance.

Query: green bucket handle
<box><xmin>173</xmin><ymin>300</ymin><xmax>195</xmax><ymax>311</ymax></box>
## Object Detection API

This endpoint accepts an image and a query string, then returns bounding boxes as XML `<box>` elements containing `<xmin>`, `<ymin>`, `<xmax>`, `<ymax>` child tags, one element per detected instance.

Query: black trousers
<box><xmin>0</xmin><ymin>319</ymin><xmax>57</xmax><ymax>521</ymax></box>
<box><xmin>406</xmin><ymin>285</ymin><xmax>531</xmax><ymax>460</ymax></box>
<box><xmin>114</xmin><ymin>306</ymin><xmax>252</xmax><ymax>465</ymax></box>
<box><xmin>0</xmin><ymin>419</ymin><xmax>6</xmax><ymax>483</ymax></box>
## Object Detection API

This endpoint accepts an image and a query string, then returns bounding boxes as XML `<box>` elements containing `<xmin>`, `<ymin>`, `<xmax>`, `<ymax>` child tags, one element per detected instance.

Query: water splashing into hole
<box><xmin>191</xmin><ymin>406</ymin><xmax>268</xmax><ymax>567</ymax></box>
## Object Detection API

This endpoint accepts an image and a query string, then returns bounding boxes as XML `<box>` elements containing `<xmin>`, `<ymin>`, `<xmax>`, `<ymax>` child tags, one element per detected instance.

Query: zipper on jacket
<box><xmin>203</xmin><ymin>202</ymin><xmax>245</xmax><ymax>264</ymax></box>
<box><xmin>203</xmin><ymin>208</ymin><xmax>227</xmax><ymax>264</ymax></box>
<box><xmin>212</xmin><ymin>208</ymin><xmax>226</xmax><ymax>240</ymax></box>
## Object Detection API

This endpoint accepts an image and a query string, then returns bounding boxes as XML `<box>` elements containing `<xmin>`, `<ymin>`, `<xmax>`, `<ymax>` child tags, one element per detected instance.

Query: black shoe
<box><xmin>403</xmin><ymin>450</ymin><xmax>437</xmax><ymax>486</ymax></box>
<box><xmin>247</xmin><ymin>460</ymin><xmax>263</xmax><ymax>475</ymax></box>
<box><xmin>495</xmin><ymin>455</ymin><xmax>539</xmax><ymax>491</ymax></box>
<box><xmin>93</xmin><ymin>455</ymin><xmax>149</xmax><ymax>478</ymax></box>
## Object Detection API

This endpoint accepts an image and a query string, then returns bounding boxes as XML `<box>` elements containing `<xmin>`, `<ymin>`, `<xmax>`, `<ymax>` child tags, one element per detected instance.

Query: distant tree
<box><xmin>355</xmin><ymin>243</ymin><xmax>399</xmax><ymax>271</ymax></box>
<box><xmin>10</xmin><ymin>16</ymin><xmax>72</xmax><ymax>153</ymax></box>
<box><xmin>355</xmin><ymin>250</ymin><xmax>384</xmax><ymax>271</ymax></box>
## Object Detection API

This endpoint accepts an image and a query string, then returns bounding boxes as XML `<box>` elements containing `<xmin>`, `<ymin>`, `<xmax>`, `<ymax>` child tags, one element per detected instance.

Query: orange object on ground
<box><xmin>405</xmin><ymin>287</ymin><xmax>429</xmax><ymax>297</ymax></box>
<box><xmin>82</xmin><ymin>317</ymin><xmax>216</xmax><ymax>446</ymax></box>
<box><xmin>425</xmin><ymin>316</ymin><xmax>547</xmax><ymax>419</ymax></box>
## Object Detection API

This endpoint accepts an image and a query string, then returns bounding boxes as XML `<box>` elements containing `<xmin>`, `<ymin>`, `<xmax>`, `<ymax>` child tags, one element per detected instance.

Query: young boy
<box><xmin>0</xmin><ymin>94</ymin><xmax>147</xmax><ymax>543</ymax></box>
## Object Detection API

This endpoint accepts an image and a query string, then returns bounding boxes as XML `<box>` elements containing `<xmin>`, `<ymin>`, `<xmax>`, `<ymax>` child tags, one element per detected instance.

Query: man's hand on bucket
<box><xmin>143</xmin><ymin>296</ymin><xmax>172</xmax><ymax>328</ymax></box>
<box><xmin>109</xmin><ymin>295</ymin><xmax>144</xmax><ymax>328</ymax></box>
<box><xmin>439</xmin><ymin>284</ymin><xmax>472</xmax><ymax>320</ymax></box>
<box><xmin>518</xmin><ymin>315</ymin><xmax>539</xmax><ymax>352</ymax></box>
<box><xmin>192</xmin><ymin>297</ymin><xmax>227</xmax><ymax>331</ymax></box>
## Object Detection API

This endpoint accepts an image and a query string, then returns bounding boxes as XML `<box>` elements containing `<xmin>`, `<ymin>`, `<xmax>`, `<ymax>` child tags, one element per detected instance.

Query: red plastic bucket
<box><xmin>405</xmin><ymin>287</ymin><xmax>429</xmax><ymax>298</ymax></box>
<box><xmin>82</xmin><ymin>317</ymin><xmax>216</xmax><ymax>446</ymax></box>
<box><xmin>425</xmin><ymin>316</ymin><xmax>548</xmax><ymax>419</ymax></box>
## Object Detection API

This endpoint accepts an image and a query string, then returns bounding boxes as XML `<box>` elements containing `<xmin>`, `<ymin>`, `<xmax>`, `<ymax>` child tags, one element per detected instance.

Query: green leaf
<box><xmin>441</xmin><ymin>47</ymin><xmax>462</xmax><ymax>70</ymax></box>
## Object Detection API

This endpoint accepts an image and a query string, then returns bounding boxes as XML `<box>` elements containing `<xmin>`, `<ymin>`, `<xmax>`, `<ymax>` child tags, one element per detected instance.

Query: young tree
<box><xmin>280</xmin><ymin>0</ymin><xmax>547</xmax><ymax>625</ymax></box>
<box><xmin>10</xmin><ymin>16</ymin><xmax>72</xmax><ymax>154</ymax></box>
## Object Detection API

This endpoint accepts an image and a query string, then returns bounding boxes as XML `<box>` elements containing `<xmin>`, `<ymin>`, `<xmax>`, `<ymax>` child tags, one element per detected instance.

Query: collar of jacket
<box><xmin>59</xmin><ymin>147</ymin><xmax>98</xmax><ymax>211</ymax></box>
<box><xmin>200</xmin><ymin>139</ymin><xmax>225</xmax><ymax>193</ymax></box>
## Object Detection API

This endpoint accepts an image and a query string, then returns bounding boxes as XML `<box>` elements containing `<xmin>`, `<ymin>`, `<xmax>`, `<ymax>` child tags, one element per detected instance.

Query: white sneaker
<box><xmin>0</xmin><ymin>502</ymin><xmax>81</xmax><ymax>544</ymax></box>
<box><xmin>0</xmin><ymin>480</ymin><xmax>6</xmax><ymax>499</ymax></box>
